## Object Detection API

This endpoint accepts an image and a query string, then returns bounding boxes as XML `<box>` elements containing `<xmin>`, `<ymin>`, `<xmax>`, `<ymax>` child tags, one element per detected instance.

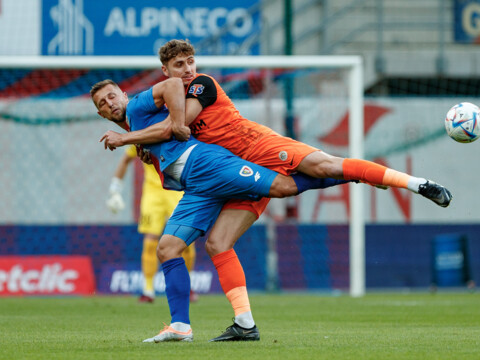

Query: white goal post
<box><xmin>0</xmin><ymin>55</ymin><xmax>365</xmax><ymax>297</ymax></box>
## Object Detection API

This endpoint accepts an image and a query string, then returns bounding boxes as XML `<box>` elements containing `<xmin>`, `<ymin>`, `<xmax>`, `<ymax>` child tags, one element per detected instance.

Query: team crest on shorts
<box><xmin>239</xmin><ymin>166</ymin><xmax>254</xmax><ymax>177</ymax></box>
<box><xmin>279</xmin><ymin>151</ymin><xmax>288</xmax><ymax>161</ymax></box>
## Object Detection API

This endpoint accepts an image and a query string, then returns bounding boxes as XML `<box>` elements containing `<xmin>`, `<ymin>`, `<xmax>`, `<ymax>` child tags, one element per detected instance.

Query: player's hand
<box><xmin>107</xmin><ymin>177</ymin><xmax>125</xmax><ymax>213</ymax></box>
<box><xmin>100</xmin><ymin>131</ymin><xmax>125</xmax><ymax>151</ymax></box>
<box><xmin>140</xmin><ymin>149</ymin><xmax>153</xmax><ymax>164</ymax></box>
<box><xmin>172</xmin><ymin>123</ymin><xmax>191</xmax><ymax>141</ymax></box>
<box><xmin>106</xmin><ymin>192</ymin><xmax>125</xmax><ymax>213</ymax></box>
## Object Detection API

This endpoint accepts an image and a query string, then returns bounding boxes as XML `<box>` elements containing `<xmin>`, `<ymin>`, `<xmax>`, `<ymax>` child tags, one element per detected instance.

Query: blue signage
<box><xmin>42</xmin><ymin>0</ymin><xmax>260</xmax><ymax>56</ymax></box>
<box><xmin>454</xmin><ymin>0</ymin><xmax>480</xmax><ymax>43</ymax></box>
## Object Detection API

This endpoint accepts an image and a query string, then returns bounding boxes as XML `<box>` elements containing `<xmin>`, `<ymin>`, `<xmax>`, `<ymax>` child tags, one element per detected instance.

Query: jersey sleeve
<box><xmin>125</xmin><ymin>144</ymin><xmax>137</xmax><ymax>159</ymax></box>
<box><xmin>186</xmin><ymin>75</ymin><xmax>217</xmax><ymax>108</ymax></box>
<box><xmin>128</xmin><ymin>88</ymin><xmax>157</xmax><ymax>117</ymax></box>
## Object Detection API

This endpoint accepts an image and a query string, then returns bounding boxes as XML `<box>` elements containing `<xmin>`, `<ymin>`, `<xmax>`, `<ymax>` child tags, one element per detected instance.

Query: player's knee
<box><xmin>298</xmin><ymin>152</ymin><xmax>343</xmax><ymax>178</ymax></box>
<box><xmin>157</xmin><ymin>235</ymin><xmax>185</xmax><ymax>263</ymax></box>
<box><xmin>205</xmin><ymin>237</ymin><xmax>234</xmax><ymax>257</ymax></box>
<box><xmin>205</xmin><ymin>239</ymin><xmax>220</xmax><ymax>257</ymax></box>
<box><xmin>269</xmin><ymin>176</ymin><xmax>297</xmax><ymax>198</ymax></box>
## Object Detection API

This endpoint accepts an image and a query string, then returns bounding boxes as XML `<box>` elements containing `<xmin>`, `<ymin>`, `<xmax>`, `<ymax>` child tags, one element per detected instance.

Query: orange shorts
<box><xmin>244</xmin><ymin>134</ymin><xmax>318</xmax><ymax>175</ymax></box>
<box><xmin>224</xmin><ymin>136</ymin><xmax>319</xmax><ymax>218</ymax></box>
<box><xmin>222</xmin><ymin>197</ymin><xmax>271</xmax><ymax>219</ymax></box>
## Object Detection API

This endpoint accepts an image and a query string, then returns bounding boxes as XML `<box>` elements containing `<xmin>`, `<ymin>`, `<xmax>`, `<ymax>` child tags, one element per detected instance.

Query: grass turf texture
<box><xmin>1</xmin><ymin>293</ymin><xmax>479</xmax><ymax>360</ymax></box>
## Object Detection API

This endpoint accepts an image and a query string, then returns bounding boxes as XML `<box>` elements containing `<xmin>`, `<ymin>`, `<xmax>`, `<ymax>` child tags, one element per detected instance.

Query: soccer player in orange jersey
<box><xmin>111</xmin><ymin>40</ymin><xmax>452</xmax><ymax>342</ymax></box>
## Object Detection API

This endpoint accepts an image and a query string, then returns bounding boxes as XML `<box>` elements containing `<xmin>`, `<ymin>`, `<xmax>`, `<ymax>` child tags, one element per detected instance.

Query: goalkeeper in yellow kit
<box><xmin>107</xmin><ymin>145</ymin><xmax>197</xmax><ymax>303</ymax></box>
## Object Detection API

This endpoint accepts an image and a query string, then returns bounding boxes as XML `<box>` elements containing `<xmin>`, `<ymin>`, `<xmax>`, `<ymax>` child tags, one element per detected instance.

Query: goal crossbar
<box><xmin>0</xmin><ymin>55</ymin><xmax>361</xmax><ymax>70</ymax></box>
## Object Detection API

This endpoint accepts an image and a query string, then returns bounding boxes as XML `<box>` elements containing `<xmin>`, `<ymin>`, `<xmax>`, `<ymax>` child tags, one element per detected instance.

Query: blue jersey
<box><xmin>125</xmin><ymin>86</ymin><xmax>278</xmax><ymax>244</ymax></box>
<box><xmin>126</xmin><ymin>87</ymin><xmax>201</xmax><ymax>190</ymax></box>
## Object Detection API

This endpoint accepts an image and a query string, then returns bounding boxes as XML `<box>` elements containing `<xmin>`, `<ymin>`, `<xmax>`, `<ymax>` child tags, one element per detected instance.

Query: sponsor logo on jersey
<box><xmin>254</xmin><ymin>171</ymin><xmax>261</xmax><ymax>182</ymax></box>
<box><xmin>188</xmin><ymin>84</ymin><xmax>205</xmax><ymax>96</ymax></box>
<box><xmin>239</xmin><ymin>166</ymin><xmax>254</xmax><ymax>176</ymax></box>
<box><xmin>279</xmin><ymin>151</ymin><xmax>288</xmax><ymax>161</ymax></box>
<box><xmin>190</xmin><ymin>119</ymin><xmax>208</xmax><ymax>135</ymax></box>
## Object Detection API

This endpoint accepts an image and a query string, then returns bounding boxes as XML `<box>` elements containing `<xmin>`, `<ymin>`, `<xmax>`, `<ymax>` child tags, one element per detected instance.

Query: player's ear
<box><xmin>97</xmin><ymin>110</ymin><xmax>105</xmax><ymax>119</ymax></box>
<box><xmin>161</xmin><ymin>65</ymin><xmax>169</xmax><ymax>77</ymax></box>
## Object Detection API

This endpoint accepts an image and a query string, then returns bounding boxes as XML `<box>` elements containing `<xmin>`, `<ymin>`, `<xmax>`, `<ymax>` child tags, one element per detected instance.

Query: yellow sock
<box><xmin>182</xmin><ymin>244</ymin><xmax>196</xmax><ymax>272</ymax></box>
<box><xmin>141</xmin><ymin>237</ymin><xmax>158</xmax><ymax>294</ymax></box>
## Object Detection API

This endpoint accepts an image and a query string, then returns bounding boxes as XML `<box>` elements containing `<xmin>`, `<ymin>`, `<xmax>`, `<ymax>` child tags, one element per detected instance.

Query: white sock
<box><xmin>143</xmin><ymin>289</ymin><xmax>155</xmax><ymax>297</ymax></box>
<box><xmin>235</xmin><ymin>311</ymin><xmax>255</xmax><ymax>329</ymax></box>
<box><xmin>170</xmin><ymin>322</ymin><xmax>191</xmax><ymax>332</ymax></box>
<box><xmin>407</xmin><ymin>177</ymin><xmax>427</xmax><ymax>193</ymax></box>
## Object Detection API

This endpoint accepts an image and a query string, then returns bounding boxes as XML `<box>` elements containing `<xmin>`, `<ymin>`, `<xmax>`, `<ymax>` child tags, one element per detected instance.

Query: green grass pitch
<box><xmin>1</xmin><ymin>292</ymin><xmax>479</xmax><ymax>360</ymax></box>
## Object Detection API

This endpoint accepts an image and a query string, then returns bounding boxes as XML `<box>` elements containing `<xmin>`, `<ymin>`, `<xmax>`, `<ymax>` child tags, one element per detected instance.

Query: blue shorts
<box><xmin>164</xmin><ymin>194</ymin><xmax>225</xmax><ymax>245</ymax></box>
<box><xmin>163</xmin><ymin>142</ymin><xmax>278</xmax><ymax>245</ymax></box>
<box><xmin>180</xmin><ymin>142</ymin><xmax>277</xmax><ymax>200</ymax></box>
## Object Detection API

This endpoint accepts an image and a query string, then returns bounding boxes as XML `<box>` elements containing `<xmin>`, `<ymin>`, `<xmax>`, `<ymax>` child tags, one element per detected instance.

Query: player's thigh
<box><xmin>247</xmin><ymin>136</ymin><xmax>317</xmax><ymax>175</ymax></box>
<box><xmin>205</xmin><ymin>208</ymin><xmax>258</xmax><ymax>256</ymax></box>
<box><xmin>296</xmin><ymin>150</ymin><xmax>344</xmax><ymax>178</ymax></box>
<box><xmin>167</xmin><ymin>193</ymin><xmax>226</xmax><ymax>238</ymax></box>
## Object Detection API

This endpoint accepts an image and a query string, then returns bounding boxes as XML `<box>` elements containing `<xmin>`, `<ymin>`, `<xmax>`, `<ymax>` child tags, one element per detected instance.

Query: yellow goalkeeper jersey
<box><xmin>125</xmin><ymin>144</ymin><xmax>184</xmax><ymax>198</ymax></box>
<box><xmin>125</xmin><ymin>145</ymin><xmax>183</xmax><ymax>234</ymax></box>
<box><xmin>125</xmin><ymin>145</ymin><xmax>163</xmax><ymax>188</ymax></box>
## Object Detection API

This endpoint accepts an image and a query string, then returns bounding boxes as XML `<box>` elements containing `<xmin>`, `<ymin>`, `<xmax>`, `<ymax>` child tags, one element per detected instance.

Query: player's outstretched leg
<box><xmin>341</xmin><ymin>159</ymin><xmax>452</xmax><ymax>208</ymax></box>
<box><xmin>210</xmin><ymin>320</ymin><xmax>260</xmax><ymax>342</ymax></box>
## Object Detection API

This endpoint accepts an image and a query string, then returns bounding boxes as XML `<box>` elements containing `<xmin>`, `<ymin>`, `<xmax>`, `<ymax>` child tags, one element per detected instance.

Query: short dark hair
<box><xmin>158</xmin><ymin>39</ymin><xmax>195</xmax><ymax>65</ymax></box>
<box><xmin>90</xmin><ymin>79</ymin><xmax>120</xmax><ymax>100</ymax></box>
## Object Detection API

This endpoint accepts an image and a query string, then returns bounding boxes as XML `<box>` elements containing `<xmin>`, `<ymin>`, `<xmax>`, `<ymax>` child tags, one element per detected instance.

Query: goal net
<box><xmin>0</xmin><ymin>55</ymin><xmax>365</xmax><ymax>296</ymax></box>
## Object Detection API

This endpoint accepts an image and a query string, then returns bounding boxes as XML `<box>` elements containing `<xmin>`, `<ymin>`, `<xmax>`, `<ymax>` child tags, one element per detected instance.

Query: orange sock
<box><xmin>212</xmin><ymin>249</ymin><xmax>251</xmax><ymax>316</ymax></box>
<box><xmin>343</xmin><ymin>158</ymin><xmax>410</xmax><ymax>189</ymax></box>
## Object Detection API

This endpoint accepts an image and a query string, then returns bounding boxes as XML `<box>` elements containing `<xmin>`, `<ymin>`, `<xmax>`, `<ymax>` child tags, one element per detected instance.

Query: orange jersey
<box><xmin>186</xmin><ymin>74</ymin><xmax>318</xmax><ymax>218</ymax></box>
<box><xmin>186</xmin><ymin>74</ymin><xmax>317</xmax><ymax>176</ymax></box>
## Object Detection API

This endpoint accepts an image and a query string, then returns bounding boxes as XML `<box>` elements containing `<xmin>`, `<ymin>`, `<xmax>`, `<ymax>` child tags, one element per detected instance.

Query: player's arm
<box><xmin>106</xmin><ymin>147</ymin><xmax>136</xmax><ymax>213</ymax></box>
<box><xmin>185</xmin><ymin>98</ymin><xmax>203</xmax><ymax>126</ymax></box>
<box><xmin>152</xmin><ymin>77</ymin><xmax>190</xmax><ymax>141</ymax></box>
<box><xmin>113</xmin><ymin>152</ymin><xmax>135</xmax><ymax>180</ymax></box>
<box><xmin>101</xmin><ymin>119</ymin><xmax>173</xmax><ymax>149</ymax></box>
<box><xmin>184</xmin><ymin>75</ymin><xmax>217</xmax><ymax>126</ymax></box>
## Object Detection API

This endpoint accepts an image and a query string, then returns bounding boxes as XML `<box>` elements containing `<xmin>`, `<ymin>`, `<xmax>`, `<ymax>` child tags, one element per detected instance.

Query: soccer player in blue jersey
<box><xmin>91</xmin><ymin>78</ymin><xmax>348</xmax><ymax>342</ymax></box>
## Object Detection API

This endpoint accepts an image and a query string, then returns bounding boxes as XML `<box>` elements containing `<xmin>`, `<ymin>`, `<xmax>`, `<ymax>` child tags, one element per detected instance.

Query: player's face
<box><xmin>162</xmin><ymin>54</ymin><xmax>197</xmax><ymax>86</ymax></box>
<box><xmin>93</xmin><ymin>84</ymin><xmax>128</xmax><ymax>123</ymax></box>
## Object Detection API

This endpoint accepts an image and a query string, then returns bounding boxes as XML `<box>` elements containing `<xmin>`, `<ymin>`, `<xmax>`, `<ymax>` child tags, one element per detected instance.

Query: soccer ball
<box><xmin>445</xmin><ymin>102</ymin><xmax>480</xmax><ymax>143</ymax></box>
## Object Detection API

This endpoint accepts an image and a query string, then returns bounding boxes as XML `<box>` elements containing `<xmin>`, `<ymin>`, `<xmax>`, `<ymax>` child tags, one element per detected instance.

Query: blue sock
<box><xmin>162</xmin><ymin>257</ymin><xmax>191</xmax><ymax>324</ymax></box>
<box><xmin>291</xmin><ymin>173</ymin><xmax>350</xmax><ymax>194</ymax></box>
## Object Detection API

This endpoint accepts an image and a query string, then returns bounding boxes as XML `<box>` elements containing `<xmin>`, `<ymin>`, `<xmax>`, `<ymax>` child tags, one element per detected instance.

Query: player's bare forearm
<box><xmin>153</xmin><ymin>78</ymin><xmax>190</xmax><ymax>141</ymax></box>
<box><xmin>124</xmin><ymin>120</ymin><xmax>173</xmax><ymax>144</ymax></box>
<box><xmin>114</xmin><ymin>153</ymin><xmax>134</xmax><ymax>179</ymax></box>
<box><xmin>99</xmin><ymin>121</ymin><xmax>172</xmax><ymax>150</ymax></box>
<box><xmin>185</xmin><ymin>98</ymin><xmax>203</xmax><ymax>126</ymax></box>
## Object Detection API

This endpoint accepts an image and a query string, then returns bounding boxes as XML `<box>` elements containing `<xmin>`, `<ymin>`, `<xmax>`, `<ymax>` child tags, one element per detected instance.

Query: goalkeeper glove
<box><xmin>106</xmin><ymin>177</ymin><xmax>125</xmax><ymax>213</ymax></box>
